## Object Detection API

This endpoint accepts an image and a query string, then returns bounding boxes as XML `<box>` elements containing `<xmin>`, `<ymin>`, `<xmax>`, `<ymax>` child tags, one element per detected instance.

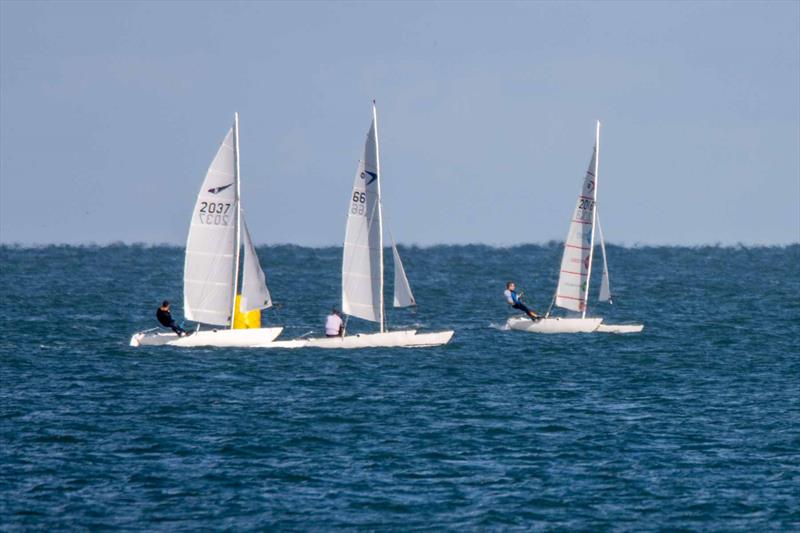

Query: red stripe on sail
<box><xmin>557</xmin><ymin>294</ymin><xmax>586</xmax><ymax>301</ymax></box>
<box><xmin>565</xmin><ymin>244</ymin><xmax>590</xmax><ymax>250</ymax></box>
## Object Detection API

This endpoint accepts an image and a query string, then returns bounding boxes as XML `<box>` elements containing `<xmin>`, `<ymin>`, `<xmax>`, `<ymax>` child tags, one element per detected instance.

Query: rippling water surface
<box><xmin>1</xmin><ymin>244</ymin><xmax>798</xmax><ymax>530</ymax></box>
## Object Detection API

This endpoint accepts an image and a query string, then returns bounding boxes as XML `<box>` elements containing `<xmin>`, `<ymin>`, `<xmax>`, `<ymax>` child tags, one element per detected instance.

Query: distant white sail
<box><xmin>555</xmin><ymin>123</ymin><xmax>599</xmax><ymax>314</ymax></box>
<box><xmin>240</xmin><ymin>217</ymin><xmax>272</xmax><ymax>312</ymax></box>
<box><xmin>342</xmin><ymin>109</ymin><xmax>384</xmax><ymax>325</ymax></box>
<box><xmin>184</xmin><ymin>127</ymin><xmax>238</xmax><ymax>326</ymax></box>
<box><xmin>597</xmin><ymin>210</ymin><xmax>612</xmax><ymax>303</ymax></box>
<box><xmin>391</xmin><ymin>239</ymin><xmax>416</xmax><ymax>308</ymax></box>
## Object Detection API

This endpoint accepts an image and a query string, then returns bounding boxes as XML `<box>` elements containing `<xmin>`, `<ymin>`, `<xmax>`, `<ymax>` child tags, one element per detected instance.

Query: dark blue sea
<box><xmin>1</xmin><ymin>244</ymin><xmax>798</xmax><ymax>531</ymax></box>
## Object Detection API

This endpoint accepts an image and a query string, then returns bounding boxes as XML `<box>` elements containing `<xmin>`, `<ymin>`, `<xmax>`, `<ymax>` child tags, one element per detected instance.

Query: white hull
<box><xmin>258</xmin><ymin>329</ymin><xmax>454</xmax><ymax>349</ymax></box>
<box><xmin>507</xmin><ymin>317</ymin><xmax>644</xmax><ymax>334</ymax></box>
<box><xmin>130</xmin><ymin>327</ymin><xmax>283</xmax><ymax>347</ymax></box>
<box><xmin>596</xmin><ymin>324</ymin><xmax>644</xmax><ymax>334</ymax></box>
<box><xmin>507</xmin><ymin>316</ymin><xmax>603</xmax><ymax>334</ymax></box>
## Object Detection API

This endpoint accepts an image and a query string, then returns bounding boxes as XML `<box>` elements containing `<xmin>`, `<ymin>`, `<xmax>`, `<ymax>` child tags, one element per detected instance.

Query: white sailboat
<box><xmin>508</xmin><ymin>121</ymin><xmax>643</xmax><ymax>334</ymax></box>
<box><xmin>299</xmin><ymin>102</ymin><xmax>453</xmax><ymax>348</ymax></box>
<box><xmin>130</xmin><ymin>114</ymin><xmax>283</xmax><ymax>347</ymax></box>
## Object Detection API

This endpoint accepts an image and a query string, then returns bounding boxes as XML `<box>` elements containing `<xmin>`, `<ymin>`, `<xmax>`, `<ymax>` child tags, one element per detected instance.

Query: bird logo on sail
<box><xmin>360</xmin><ymin>170</ymin><xmax>378</xmax><ymax>185</ymax></box>
<box><xmin>208</xmin><ymin>183</ymin><xmax>233</xmax><ymax>194</ymax></box>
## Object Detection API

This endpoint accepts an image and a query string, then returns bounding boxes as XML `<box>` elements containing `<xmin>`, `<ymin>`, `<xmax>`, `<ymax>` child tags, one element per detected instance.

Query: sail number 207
<box><xmin>198</xmin><ymin>202</ymin><xmax>232</xmax><ymax>225</ymax></box>
<box><xmin>350</xmin><ymin>191</ymin><xmax>367</xmax><ymax>215</ymax></box>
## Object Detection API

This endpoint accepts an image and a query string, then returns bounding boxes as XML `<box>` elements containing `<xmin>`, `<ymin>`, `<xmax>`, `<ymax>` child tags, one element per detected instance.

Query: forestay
<box><xmin>342</xmin><ymin>112</ymin><xmax>383</xmax><ymax>324</ymax></box>
<box><xmin>184</xmin><ymin>127</ymin><xmax>238</xmax><ymax>326</ymax></box>
<box><xmin>240</xmin><ymin>217</ymin><xmax>272</xmax><ymax>312</ymax></box>
<box><xmin>391</xmin><ymin>238</ymin><xmax>415</xmax><ymax>308</ymax></box>
<box><xmin>555</xmin><ymin>124</ymin><xmax>599</xmax><ymax>314</ymax></box>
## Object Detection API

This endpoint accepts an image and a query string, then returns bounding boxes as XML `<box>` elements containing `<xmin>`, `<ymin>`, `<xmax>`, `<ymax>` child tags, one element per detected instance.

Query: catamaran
<box><xmin>291</xmin><ymin>102</ymin><xmax>454</xmax><ymax>348</ymax></box>
<box><xmin>508</xmin><ymin>121</ymin><xmax>643</xmax><ymax>334</ymax></box>
<box><xmin>130</xmin><ymin>114</ymin><xmax>283</xmax><ymax>347</ymax></box>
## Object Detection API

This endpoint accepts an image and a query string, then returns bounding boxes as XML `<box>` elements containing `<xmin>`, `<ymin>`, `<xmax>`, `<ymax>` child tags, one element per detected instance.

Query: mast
<box><xmin>230</xmin><ymin>112</ymin><xmax>242</xmax><ymax>329</ymax></box>
<box><xmin>373</xmin><ymin>100</ymin><xmax>385</xmax><ymax>333</ymax></box>
<box><xmin>582</xmin><ymin>120</ymin><xmax>600</xmax><ymax>318</ymax></box>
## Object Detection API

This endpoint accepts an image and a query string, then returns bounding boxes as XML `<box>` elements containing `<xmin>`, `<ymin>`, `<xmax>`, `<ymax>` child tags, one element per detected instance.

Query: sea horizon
<box><xmin>2</xmin><ymin>240</ymin><xmax>799</xmax><ymax>250</ymax></box>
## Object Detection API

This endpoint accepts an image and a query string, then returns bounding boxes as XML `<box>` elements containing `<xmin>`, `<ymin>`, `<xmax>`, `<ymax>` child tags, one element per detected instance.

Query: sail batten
<box><xmin>342</xmin><ymin>109</ymin><xmax>383</xmax><ymax>324</ymax></box>
<box><xmin>183</xmin><ymin>127</ymin><xmax>238</xmax><ymax>326</ymax></box>
<box><xmin>554</xmin><ymin>122</ymin><xmax>600</xmax><ymax>315</ymax></box>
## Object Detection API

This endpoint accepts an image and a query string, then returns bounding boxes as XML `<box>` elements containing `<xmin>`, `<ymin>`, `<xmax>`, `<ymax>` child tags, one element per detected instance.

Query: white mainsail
<box><xmin>597</xmin><ymin>210</ymin><xmax>612</xmax><ymax>303</ymax></box>
<box><xmin>342</xmin><ymin>104</ymin><xmax>384</xmax><ymax>327</ymax></box>
<box><xmin>240</xmin><ymin>217</ymin><xmax>272</xmax><ymax>312</ymax></box>
<box><xmin>183</xmin><ymin>127</ymin><xmax>238</xmax><ymax>326</ymax></box>
<box><xmin>391</xmin><ymin>238</ymin><xmax>416</xmax><ymax>308</ymax></box>
<box><xmin>555</xmin><ymin>121</ymin><xmax>600</xmax><ymax>316</ymax></box>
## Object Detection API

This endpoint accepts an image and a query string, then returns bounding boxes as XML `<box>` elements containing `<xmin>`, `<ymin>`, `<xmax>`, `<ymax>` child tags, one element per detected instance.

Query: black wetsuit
<box><xmin>157</xmin><ymin>308</ymin><xmax>185</xmax><ymax>336</ymax></box>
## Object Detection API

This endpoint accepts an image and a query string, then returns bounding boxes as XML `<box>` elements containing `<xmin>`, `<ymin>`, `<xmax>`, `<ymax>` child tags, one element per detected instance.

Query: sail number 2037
<box><xmin>350</xmin><ymin>191</ymin><xmax>367</xmax><ymax>215</ymax></box>
<box><xmin>198</xmin><ymin>202</ymin><xmax>232</xmax><ymax>225</ymax></box>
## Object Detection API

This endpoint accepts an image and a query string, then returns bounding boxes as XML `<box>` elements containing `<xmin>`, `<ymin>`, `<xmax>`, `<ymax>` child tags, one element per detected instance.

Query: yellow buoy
<box><xmin>233</xmin><ymin>294</ymin><xmax>261</xmax><ymax>329</ymax></box>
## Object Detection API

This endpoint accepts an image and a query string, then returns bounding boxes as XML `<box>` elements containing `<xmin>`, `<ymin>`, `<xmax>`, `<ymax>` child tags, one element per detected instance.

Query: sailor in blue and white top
<box><xmin>504</xmin><ymin>281</ymin><xmax>540</xmax><ymax>320</ymax></box>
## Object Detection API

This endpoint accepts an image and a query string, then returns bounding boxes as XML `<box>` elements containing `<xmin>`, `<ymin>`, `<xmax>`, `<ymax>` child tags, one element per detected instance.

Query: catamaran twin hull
<box><xmin>130</xmin><ymin>328</ymin><xmax>454</xmax><ymax>348</ymax></box>
<box><xmin>279</xmin><ymin>329</ymin><xmax>454</xmax><ymax>349</ymax></box>
<box><xmin>129</xmin><ymin>327</ymin><xmax>284</xmax><ymax>347</ymax></box>
<box><xmin>506</xmin><ymin>317</ymin><xmax>643</xmax><ymax>334</ymax></box>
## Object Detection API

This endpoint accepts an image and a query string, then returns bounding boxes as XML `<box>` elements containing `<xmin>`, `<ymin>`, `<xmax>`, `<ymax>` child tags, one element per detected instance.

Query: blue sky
<box><xmin>1</xmin><ymin>1</ymin><xmax>798</xmax><ymax>245</ymax></box>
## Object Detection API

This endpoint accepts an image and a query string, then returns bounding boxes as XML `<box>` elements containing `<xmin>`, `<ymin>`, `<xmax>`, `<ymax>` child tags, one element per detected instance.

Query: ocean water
<box><xmin>1</xmin><ymin>243</ymin><xmax>798</xmax><ymax>531</ymax></box>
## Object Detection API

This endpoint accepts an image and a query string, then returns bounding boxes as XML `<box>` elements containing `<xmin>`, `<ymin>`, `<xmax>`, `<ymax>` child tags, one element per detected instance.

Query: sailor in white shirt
<box><xmin>325</xmin><ymin>307</ymin><xmax>344</xmax><ymax>337</ymax></box>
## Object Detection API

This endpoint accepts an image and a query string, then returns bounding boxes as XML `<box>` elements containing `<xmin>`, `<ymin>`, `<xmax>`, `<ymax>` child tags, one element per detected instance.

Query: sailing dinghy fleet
<box><xmin>130</xmin><ymin>104</ymin><xmax>453</xmax><ymax>349</ymax></box>
<box><xmin>130</xmin><ymin>107</ymin><xmax>641</xmax><ymax>348</ymax></box>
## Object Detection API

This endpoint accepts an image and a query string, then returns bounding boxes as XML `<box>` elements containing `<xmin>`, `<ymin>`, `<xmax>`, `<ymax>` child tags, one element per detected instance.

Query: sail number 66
<box><xmin>350</xmin><ymin>191</ymin><xmax>367</xmax><ymax>215</ymax></box>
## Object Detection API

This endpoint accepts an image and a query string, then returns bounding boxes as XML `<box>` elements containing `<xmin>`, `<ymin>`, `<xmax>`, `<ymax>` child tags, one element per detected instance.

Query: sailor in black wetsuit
<box><xmin>156</xmin><ymin>300</ymin><xmax>186</xmax><ymax>336</ymax></box>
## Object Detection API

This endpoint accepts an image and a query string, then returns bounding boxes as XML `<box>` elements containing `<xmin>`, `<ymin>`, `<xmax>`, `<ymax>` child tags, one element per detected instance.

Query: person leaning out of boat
<box><xmin>157</xmin><ymin>300</ymin><xmax>187</xmax><ymax>337</ymax></box>
<box><xmin>504</xmin><ymin>282</ymin><xmax>540</xmax><ymax>320</ymax></box>
<box><xmin>325</xmin><ymin>307</ymin><xmax>344</xmax><ymax>338</ymax></box>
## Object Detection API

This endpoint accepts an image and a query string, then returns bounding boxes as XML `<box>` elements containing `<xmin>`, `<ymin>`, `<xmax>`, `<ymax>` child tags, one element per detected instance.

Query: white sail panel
<box><xmin>184</xmin><ymin>127</ymin><xmax>238</xmax><ymax>326</ymax></box>
<box><xmin>392</xmin><ymin>240</ymin><xmax>416</xmax><ymax>308</ymax></box>
<box><xmin>555</xmin><ymin>142</ymin><xmax>597</xmax><ymax>313</ymax></box>
<box><xmin>240</xmin><ymin>217</ymin><xmax>272</xmax><ymax>312</ymax></box>
<box><xmin>342</xmin><ymin>114</ymin><xmax>382</xmax><ymax>323</ymax></box>
<box><xmin>597</xmin><ymin>210</ymin><xmax>612</xmax><ymax>303</ymax></box>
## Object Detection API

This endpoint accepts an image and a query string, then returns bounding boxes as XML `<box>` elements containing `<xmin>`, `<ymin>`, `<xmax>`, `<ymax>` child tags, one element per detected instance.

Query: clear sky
<box><xmin>1</xmin><ymin>1</ymin><xmax>798</xmax><ymax>246</ymax></box>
